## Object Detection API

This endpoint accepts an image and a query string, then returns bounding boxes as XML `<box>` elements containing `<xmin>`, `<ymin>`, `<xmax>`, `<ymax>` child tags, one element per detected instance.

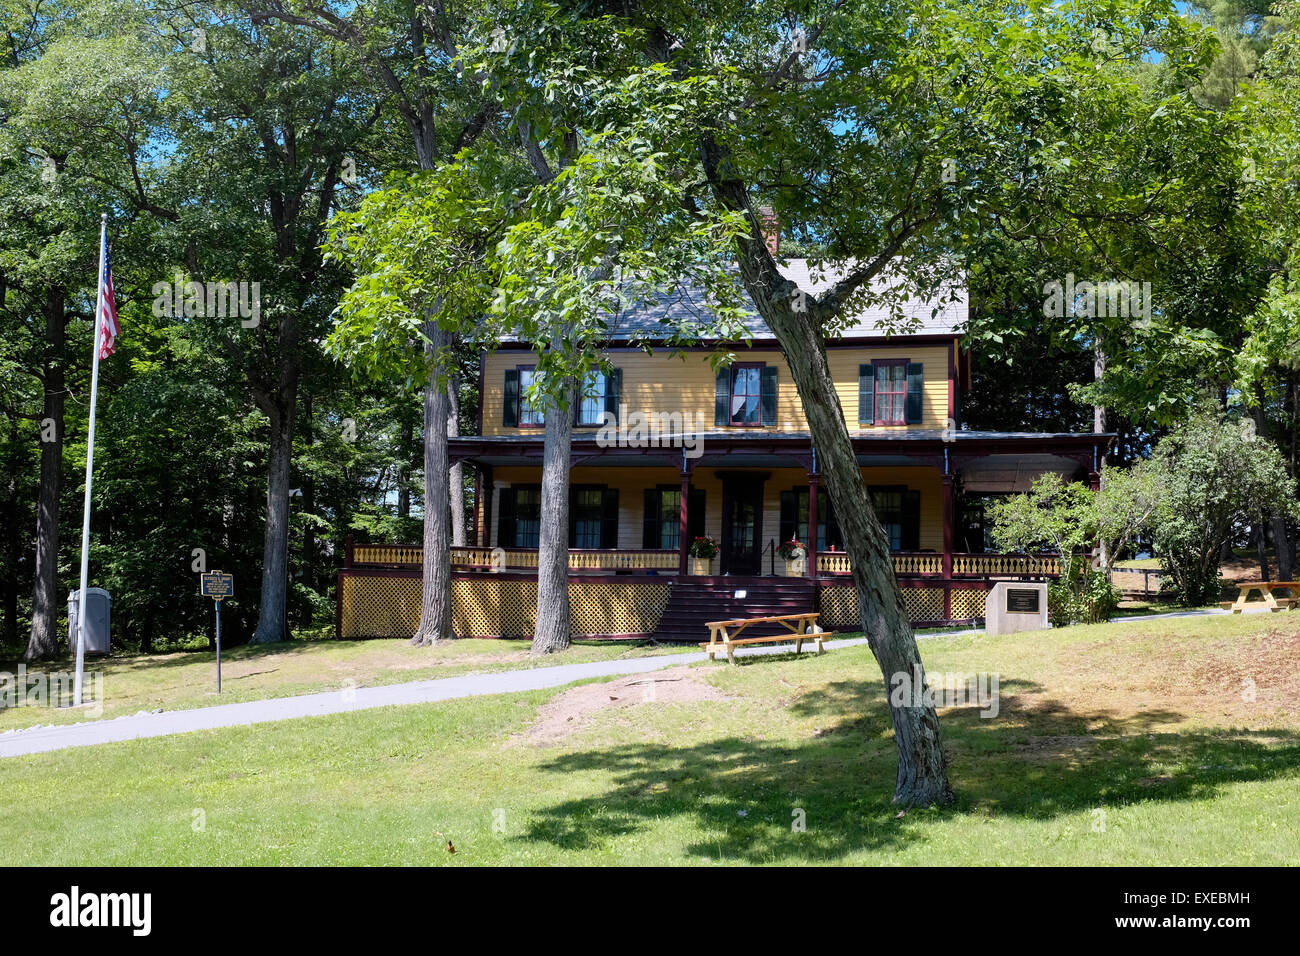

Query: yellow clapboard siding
<box><xmin>482</xmin><ymin>344</ymin><xmax>953</xmax><ymax>436</ymax></box>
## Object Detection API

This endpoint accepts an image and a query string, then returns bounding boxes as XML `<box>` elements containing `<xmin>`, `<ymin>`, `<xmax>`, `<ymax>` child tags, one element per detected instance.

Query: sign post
<box><xmin>200</xmin><ymin>572</ymin><xmax>234</xmax><ymax>692</ymax></box>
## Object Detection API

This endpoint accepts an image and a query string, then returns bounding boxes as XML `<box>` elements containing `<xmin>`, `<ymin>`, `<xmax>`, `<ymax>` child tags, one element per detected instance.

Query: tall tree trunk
<box><xmin>413</xmin><ymin>320</ymin><xmax>454</xmax><ymax>644</ymax></box>
<box><xmin>447</xmin><ymin>377</ymin><xmax>466</xmax><ymax>547</ymax></box>
<box><xmin>701</xmin><ymin>180</ymin><xmax>950</xmax><ymax>803</ymax></box>
<box><xmin>3</xmin><ymin>416</ymin><xmax>20</xmax><ymax>647</ymax></box>
<box><xmin>25</xmin><ymin>288</ymin><xmax>66</xmax><ymax>661</ymax></box>
<box><xmin>758</xmin><ymin>298</ymin><xmax>950</xmax><ymax>805</ymax></box>
<box><xmin>531</xmin><ymin>373</ymin><xmax>574</xmax><ymax>656</ymax></box>
<box><xmin>1094</xmin><ymin>335</ymin><xmax>1109</xmax><ymax>570</ymax></box>
<box><xmin>251</xmin><ymin>395</ymin><xmax>297</xmax><ymax>644</ymax></box>
<box><xmin>301</xmin><ymin>393</ymin><xmax>316</xmax><ymax>601</ymax></box>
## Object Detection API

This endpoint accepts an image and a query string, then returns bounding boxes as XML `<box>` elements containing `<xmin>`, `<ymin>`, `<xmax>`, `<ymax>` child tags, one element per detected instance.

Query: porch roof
<box><xmin>450</xmin><ymin>430</ymin><xmax>1113</xmax><ymax>476</ymax></box>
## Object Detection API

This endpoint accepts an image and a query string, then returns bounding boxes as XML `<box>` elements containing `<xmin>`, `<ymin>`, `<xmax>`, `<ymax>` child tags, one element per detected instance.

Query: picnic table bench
<box><xmin>700</xmin><ymin>612</ymin><xmax>832</xmax><ymax>665</ymax></box>
<box><xmin>1219</xmin><ymin>580</ymin><xmax>1300</xmax><ymax>614</ymax></box>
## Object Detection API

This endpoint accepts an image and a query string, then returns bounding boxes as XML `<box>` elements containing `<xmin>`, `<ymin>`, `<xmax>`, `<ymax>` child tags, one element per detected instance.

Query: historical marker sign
<box><xmin>201</xmin><ymin>572</ymin><xmax>233</xmax><ymax>600</ymax></box>
<box><xmin>1006</xmin><ymin>587</ymin><xmax>1041</xmax><ymax>614</ymax></box>
<box><xmin>200</xmin><ymin>571</ymin><xmax>232</xmax><ymax>693</ymax></box>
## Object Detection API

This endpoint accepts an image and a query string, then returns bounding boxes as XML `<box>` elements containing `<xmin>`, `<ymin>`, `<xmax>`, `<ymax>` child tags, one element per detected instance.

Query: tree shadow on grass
<box><xmin>517</xmin><ymin>679</ymin><xmax>1300</xmax><ymax>863</ymax></box>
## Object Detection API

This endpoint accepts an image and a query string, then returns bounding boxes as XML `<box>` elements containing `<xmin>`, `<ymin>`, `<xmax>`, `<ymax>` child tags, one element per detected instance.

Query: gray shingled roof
<box><xmin>498</xmin><ymin>260</ymin><xmax>968</xmax><ymax>344</ymax></box>
<box><xmin>601</xmin><ymin>259</ymin><xmax>968</xmax><ymax>342</ymax></box>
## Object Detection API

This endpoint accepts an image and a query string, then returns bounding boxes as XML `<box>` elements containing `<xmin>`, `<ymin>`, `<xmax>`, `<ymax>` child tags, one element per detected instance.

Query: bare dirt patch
<box><xmin>523</xmin><ymin>666</ymin><xmax>729</xmax><ymax>745</ymax></box>
<box><xmin>1029</xmin><ymin>623</ymin><xmax>1300</xmax><ymax>731</ymax></box>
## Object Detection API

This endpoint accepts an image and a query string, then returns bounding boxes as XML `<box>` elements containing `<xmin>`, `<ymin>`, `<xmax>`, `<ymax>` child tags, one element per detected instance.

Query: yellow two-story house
<box><xmin>339</xmin><ymin>261</ymin><xmax>1107</xmax><ymax>641</ymax></box>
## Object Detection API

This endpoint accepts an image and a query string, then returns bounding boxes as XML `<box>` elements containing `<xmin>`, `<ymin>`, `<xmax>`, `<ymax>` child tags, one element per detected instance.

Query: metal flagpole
<box><xmin>73</xmin><ymin>214</ymin><xmax>107</xmax><ymax>707</ymax></box>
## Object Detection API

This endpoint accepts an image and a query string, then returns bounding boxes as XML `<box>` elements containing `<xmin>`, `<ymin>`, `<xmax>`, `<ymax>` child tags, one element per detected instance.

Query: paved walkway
<box><xmin>1</xmin><ymin>637</ymin><xmax>878</xmax><ymax>759</ymax></box>
<box><xmin>0</xmin><ymin>605</ymin><xmax>1260</xmax><ymax>760</ymax></box>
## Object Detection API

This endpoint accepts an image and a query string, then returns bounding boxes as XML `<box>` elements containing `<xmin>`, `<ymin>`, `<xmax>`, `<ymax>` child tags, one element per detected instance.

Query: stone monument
<box><xmin>984</xmin><ymin>581</ymin><xmax>1049</xmax><ymax>635</ymax></box>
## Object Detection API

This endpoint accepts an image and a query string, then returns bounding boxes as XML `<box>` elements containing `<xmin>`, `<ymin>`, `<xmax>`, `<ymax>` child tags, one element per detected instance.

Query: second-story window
<box><xmin>502</xmin><ymin>366</ymin><xmax>545</xmax><ymax>428</ymax></box>
<box><xmin>715</xmin><ymin>364</ymin><xmax>778</xmax><ymax>427</ymax></box>
<box><xmin>730</xmin><ymin>364</ymin><xmax>763</xmax><ymax>425</ymax></box>
<box><xmin>517</xmin><ymin>366</ymin><xmax>544</xmax><ymax>426</ymax></box>
<box><xmin>577</xmin><ymin>370</ymin><xmax>606</xmax><ymax>426</ymax></box>
<box><xmin>575</xmin><ymin>368</ymin><xmax>621</xmax><ymax>427</ymax></box>
<box><xmin>873</xmin><ymin>360</ymin><xmax>908</xmax><ymax>425</ymax></box>
<box><xmin>858</xmin><ymin>360</ymin><xmax>924</xmax><ymax>426</ymax></box>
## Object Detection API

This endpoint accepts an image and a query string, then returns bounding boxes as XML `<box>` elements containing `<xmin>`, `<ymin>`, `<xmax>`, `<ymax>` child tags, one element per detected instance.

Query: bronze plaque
<box><xmin>1006</xmin><ymin>588</ymin><xmax>1040</xmax><ymax>614</ymax></box>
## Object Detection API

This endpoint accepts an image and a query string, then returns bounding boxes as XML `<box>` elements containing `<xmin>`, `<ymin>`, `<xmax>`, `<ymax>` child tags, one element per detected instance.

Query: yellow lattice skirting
<box><xmin>948</xmin><ymin>588</ymin><xmax>988</xmax><ymax>621</ymax></box>
<box><xmin>338</xmin><ymin>573</ymin><xmax>672</xmax><ymax>639</ymax></box>
<box><xmin>818</xmin><ymin>584</ymin><xmax>982</xmax><ymax>629</ymax></box>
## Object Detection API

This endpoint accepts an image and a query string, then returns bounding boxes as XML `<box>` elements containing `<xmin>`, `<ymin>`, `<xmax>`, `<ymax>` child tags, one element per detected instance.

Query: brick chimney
<box><xmin>757</xmin><ymin>206</ymin><xmax>780</xmax><ymax>257</ymax></box>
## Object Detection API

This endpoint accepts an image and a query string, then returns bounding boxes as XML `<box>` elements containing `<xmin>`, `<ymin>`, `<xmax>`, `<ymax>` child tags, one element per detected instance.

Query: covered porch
<box><xmin>335</xmin><ymin>431</ymin><xmax>1105</xmax><ymax>639</ymax></box>
<box><xmin>450</xmin><ymin>430</ymin><xmax>1101</xmax><ymax>582</ymax></box>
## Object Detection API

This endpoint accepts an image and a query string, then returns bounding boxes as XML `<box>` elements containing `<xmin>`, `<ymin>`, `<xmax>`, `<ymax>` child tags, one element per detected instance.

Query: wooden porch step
<box><xmin>651</xmin><ymin>578</ymin><xmax>817</xmax><ymax>642</ymax></box>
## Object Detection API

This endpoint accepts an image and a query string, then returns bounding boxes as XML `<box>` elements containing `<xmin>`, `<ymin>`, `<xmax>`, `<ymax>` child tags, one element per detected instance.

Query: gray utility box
<box><xmin>67</xmin><ymin>587</ymin><xmax>111</xmax><ymax>656</ymax></box>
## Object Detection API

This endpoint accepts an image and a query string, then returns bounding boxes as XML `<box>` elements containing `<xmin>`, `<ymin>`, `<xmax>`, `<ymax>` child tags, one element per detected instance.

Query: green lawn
<box><xmin>0</xmin><ymin>637</ymin><xmax>695</xmax><ymax>730</ymax></box>
<box><xmin>1</xmin><ymin>612</ymin><xmax>1297</xmax><ymax>865</ymax></box>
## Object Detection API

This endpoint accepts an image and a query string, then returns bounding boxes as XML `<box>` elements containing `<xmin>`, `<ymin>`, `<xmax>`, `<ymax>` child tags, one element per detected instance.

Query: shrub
<box><xmin>1078</xmin><ymin>568</ymin><xmax>1121</xmax><ymax>624</ymax></box>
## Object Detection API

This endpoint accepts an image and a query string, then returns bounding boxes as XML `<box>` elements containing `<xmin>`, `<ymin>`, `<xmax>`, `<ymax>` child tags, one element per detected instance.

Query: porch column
<box><xmin>942</xmin><ymin>474</ymin><xmax>954</xmax><ymax>620</ymax></box>
<box><xmin>481</xmin><ymin>465</ymin><xmax>494</xmax><ymax>547</ymax></box>
<box><xmin>807</xmin><ymin>471</ymin><xmax>819</xmax><ymax>579</ymax></box>
<box><xmin>678</xmin><ymin>470</ymin><xmax>690</xmax><ymax>575</ymax></box>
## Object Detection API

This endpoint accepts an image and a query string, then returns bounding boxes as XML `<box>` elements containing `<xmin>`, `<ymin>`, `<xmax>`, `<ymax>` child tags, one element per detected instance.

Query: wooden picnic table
<box><xmin>700</xmin><ymin>612</ymin><xmax>832</xmax><ymax>665</ymax></box>
<box><xmin>1220</xmin><ymin>580</ymin><xmax>1300</xmax><ymax>614</ymax></box>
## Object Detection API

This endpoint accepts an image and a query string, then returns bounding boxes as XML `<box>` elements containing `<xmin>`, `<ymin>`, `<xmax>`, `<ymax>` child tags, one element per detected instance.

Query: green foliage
<box><xmin>1140</xmin><ymin>405</ymin><xmax>1300</xmax><ymax>604</ymax></box>
<box><xmin>325</xmin><ymin>162</ymin><xmax>509</xmax><ymax>387</ymax></box>
<box><xmin>988</xmin><ymin>473</ymin><xmax>1130</xmax><ymax>624</ymax></box>
<box><xmin>688</xmin><ymin>536</ymin><xmax>718</xmax><ymax>559</ymax></box>
<box><xmin>988</xmin><ymin>474</ymin><xmax>1096</xmax><ymax>581</ymax></box>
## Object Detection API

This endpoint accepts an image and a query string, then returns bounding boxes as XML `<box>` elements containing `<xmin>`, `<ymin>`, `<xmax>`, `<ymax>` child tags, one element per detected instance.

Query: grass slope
<box><xmin>0</xmin><ymin>638</ymin><xmax>694</xmax><ymax>730</ymax></box>
<box><xmin>1</xmin><ymin>613</ymin><xmax>1297</xmax><ymax>865</ymax></box>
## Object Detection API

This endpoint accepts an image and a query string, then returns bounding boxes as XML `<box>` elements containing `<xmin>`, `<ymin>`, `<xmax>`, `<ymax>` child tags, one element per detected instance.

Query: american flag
<box><xmin>97</xmin><ymin>242</ymin><xmax>120</xmax><ymax>360</ymax></box>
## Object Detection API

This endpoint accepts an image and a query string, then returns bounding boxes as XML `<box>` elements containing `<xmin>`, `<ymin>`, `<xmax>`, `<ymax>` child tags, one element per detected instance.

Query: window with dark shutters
<box><xmin>504</xmin><ymin>366</ymin><xmax>545</xmax><ymax>427</ymax></box>
<box><xmin>502</xmin><ymin>368</ymin><xmax>519</xmax><ymax>428</ymax></box>
<box><xmin>570</xmin><ymin>487</ymin><xmax>605</xmax><ymax>548</ymax></box>
<box><xmin>575</xmin><ymin>367</ymin><xmax>622</xmax><ymax>426</ymax></box>
<box><xmin>905</xmin><ymin>363</ymin><xmax>924</xmax><ymax>424</ymax></box>
<box><xmin>497</xmin><ymin>487</ymin><xmax>516</xmax><ymax>546</ymax></box>
<box><xmin>902</xmin><ymin>489</ymin><xmax>921</xmax><ymax>551</ymax></box>
<box><xmin>719</xmin><ymin>364</ymin><xmax>776</xmax><ymax>426</ymax></box>
<box><xmin>644</xmin><ymin>487</ymin><xmax>703</xmax><ymax>548</ymax></box>
<box><xmin>780</xmin><ymin>487</ymin><xmax>841</xmax><ymax>549</ymax></box>
<box><xmin>760</xmin><ymin>366</ymin><xmax>778</xmax><ymax>426</ymax></box>
<box><xmin>868</xmin><ymin>486</ymin><xmax>921</xmax><ymax>552</ymax></box>
<box><xmin>858</xmin><ymin>364</ymin><xmax>874</xmax><ymax>426</ymax></box>
<box><xmin>498</xmin><ymin>485</ymin><xmax>541</xmax><ymax>548</ymax></box>
<box><xmin>600</xmin><ymin>488</ymin><xmax>619</xmax><ymax>548</ymax></box>
<box><xmin>872</xmin><ymin>359</ymin><xmax>908</xmax><ymax>424</ymax></box>
<box><xmin>714</xmin><ymin>367</ymin><xmax>731</xmax><ymax>426</ymax></box>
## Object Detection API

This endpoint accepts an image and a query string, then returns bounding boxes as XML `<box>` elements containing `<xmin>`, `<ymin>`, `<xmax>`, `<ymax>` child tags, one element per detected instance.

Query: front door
<box><xmin>721</xmin><ymin>477</ymin><xmax>764</xmax><ymax>575</ymax></box>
